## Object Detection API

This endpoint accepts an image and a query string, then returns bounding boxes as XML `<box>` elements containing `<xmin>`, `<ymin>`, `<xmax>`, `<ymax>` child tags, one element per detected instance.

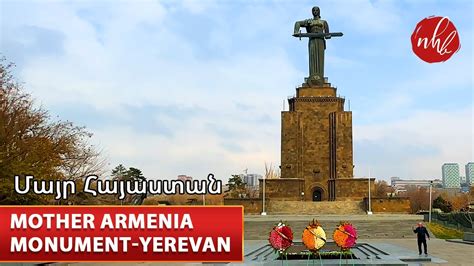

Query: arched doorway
<box><xmin>312</xmin><ymin>188</ymin><xmax>323</xmax><ymax>201</ymax></box>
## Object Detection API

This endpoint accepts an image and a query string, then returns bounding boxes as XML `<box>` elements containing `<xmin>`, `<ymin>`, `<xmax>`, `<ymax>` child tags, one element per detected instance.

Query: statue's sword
<box><xmin>293</xmin><ymin>32</ymin><xmax>343</xmax><ymax>40</ymax></box>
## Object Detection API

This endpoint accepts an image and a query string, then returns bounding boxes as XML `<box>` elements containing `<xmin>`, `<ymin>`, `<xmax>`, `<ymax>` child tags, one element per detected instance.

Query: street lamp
<box><xmin>261</xmin><ymin>176</ymin><xmax>267</xmax><ymax>215</ymax></box>
<box><xmin>367</xmin><ymin>168</ymin><xmax>373</xmax><ymax>215</ymax></box>
<box><xmin>429</xmin><ymin>180</ymin><xmax>433</xmax><ymax>223</ymax></box>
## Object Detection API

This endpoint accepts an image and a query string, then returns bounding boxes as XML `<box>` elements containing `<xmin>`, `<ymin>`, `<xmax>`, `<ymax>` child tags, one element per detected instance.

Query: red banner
<box><xmin>0</xmin><ymin>206</ymin><xmax>243</xmax><ymax>262</ymax></box>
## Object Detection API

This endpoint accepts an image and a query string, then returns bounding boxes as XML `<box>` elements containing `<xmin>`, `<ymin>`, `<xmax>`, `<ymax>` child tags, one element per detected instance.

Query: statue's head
<box><xmin>312</xmin><ymin>6</ymin><xmax>320</xmax><ymax>18</ymax></box>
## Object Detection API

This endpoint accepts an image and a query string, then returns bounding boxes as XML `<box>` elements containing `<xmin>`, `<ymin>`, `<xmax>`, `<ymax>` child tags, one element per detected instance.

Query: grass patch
<box><xmin>427</xmin><ymin>222</ymin><xmax>464</xmax><ymax>239</ymax></box>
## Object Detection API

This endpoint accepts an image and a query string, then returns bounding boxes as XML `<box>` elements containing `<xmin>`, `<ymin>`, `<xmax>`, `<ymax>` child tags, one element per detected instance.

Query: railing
<box><xmin>425</xmin><ymin>212</ymin><xmax>474</xmax><ymax>232</ymax></box>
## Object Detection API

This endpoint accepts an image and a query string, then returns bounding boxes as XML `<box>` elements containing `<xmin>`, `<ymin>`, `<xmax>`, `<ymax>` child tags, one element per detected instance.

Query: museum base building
<box><xmin>258</xmin><ymin>79</ymin><xmax>373</xmax><ymax>202</ymax></box>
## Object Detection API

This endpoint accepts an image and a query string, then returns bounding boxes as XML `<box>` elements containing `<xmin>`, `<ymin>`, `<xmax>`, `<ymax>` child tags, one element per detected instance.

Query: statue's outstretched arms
<box><xmin>293</xmin><ymin>20</ymin><xmax>309</xmax><ymax>35</ymax></box>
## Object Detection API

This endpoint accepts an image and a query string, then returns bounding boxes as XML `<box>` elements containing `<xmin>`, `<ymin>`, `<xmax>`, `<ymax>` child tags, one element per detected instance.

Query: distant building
<box><xmin>460</xmin><ymin>183</ymin><xmax>470</xmax><ymax>193</ymax></box>
<box><xmin>177</xmin><ymin>175</ymin><xmax>193</xmax><ymax>182</ymax></box>
<box><xmin>465</xmin><ymin>162</ymin><xmax>474</xmax><ymax>185</ymax></box>
<box><xmin>239</xmin><ymin>173</ymin><xmax>262</xmax><ymax>188</ymax></box>
<box><xmin>442</xmin><ymin>163</ymin><xmax>460</xmax><ymax>188</ymax></box>
<box><xmin>390</xmin><ymin>177</ymin><xmax>402</xmax><ymax>187</ymax></box>
<box><xmin>391</xmin><ymin>178</ymin><xmax>442</xmax><ymax>193</ymax></box>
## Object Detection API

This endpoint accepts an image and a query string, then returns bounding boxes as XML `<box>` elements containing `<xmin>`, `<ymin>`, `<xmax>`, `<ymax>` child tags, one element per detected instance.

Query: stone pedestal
<box><xmin>280</xmin><ymin>81</ymin><xmax>353</xmax><ymax>201</ymax></box>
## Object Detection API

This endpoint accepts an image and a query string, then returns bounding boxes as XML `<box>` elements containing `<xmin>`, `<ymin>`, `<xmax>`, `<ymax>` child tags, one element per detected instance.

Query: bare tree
<box><xmin>264</xmin><ymin>162</ymin><xmax>280</xmax><ymax>179</ymax></box>
<box><xmin>404</xmin><ymin>186</ymin><xmax>430</xmax><ymax>213</ymax></box>
<box><xmin>374</xmin><ymin>180</ymin><xmax>390</xmax><ymax>198</ymax></box>
<box><xmin>61</xmin><ymin>141</ymin><xmax>107</xmax><ymax>180</ymax></box>
<box><xmin>448</xmin><ymin>194</ymin><xmax>469</xmax><ymax>212</ymax></box>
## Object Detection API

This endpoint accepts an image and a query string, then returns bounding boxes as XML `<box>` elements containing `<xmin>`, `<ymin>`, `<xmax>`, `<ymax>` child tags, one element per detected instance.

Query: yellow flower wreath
<box><xmin>302</xmin><ymin>219</ymin><xmax>326</xmax><ymax>251</ymax></box>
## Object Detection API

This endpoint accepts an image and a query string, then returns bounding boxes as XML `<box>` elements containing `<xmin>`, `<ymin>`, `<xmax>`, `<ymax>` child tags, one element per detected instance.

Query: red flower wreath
<box><xmin>268</xmin><ymin>221</ymin><xmax>293</xmax><ymax>251</ymax></box>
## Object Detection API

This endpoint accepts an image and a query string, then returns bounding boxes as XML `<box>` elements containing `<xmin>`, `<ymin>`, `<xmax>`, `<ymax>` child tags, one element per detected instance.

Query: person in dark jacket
<box><xmin>413</xmin><ymin>222</ymin><xmax>430</xmax><ymax>255</ymax></box>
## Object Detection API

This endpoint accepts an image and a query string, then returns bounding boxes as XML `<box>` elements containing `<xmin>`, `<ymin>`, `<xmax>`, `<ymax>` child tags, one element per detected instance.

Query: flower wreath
<box><xmin>268</xmin><ymin>221</ymin><xmax>293</xmax><ymax>252</ymax></box>
<box><xmin>333</xmin><ymin>221</ymin><xmax>358</xmax><ymax>250</ymax></box>
<box><xmin>302</xmin><ymin>219</ymin><xmax>327</xmax><ymax>252</ymax></box>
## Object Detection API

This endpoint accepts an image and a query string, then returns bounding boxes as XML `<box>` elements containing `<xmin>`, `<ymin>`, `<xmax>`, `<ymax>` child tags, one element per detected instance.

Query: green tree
<box><xmin>125</xmin><ymin>167</ymin><xmax>147</xmax><ymax>204</ymax></box>
<box><xmin>226</xmin><ymin>175</ymin><xmax>246</xmax><ymax>198</ymax></box>
<box><xmin>111</xmin><ymin>164</ymin><xmax>128</xmax><ymax>180</ymax></box>
<box><xmin>433</xmin><ymin>195</ymin><xmax>453</xmax><ymax>213</ymax></box>
<box><xmin>111</xmin><ymin>165</ymin><xmax>145</xmax><ymax>181</ymax></box>
<box><xmin>110</xmin><ymin>164</ymin><xmax>147</xmax><ymax>205</ymax></box>
<box><xmin>126</xmin><ymin>167</ymin><xmax>145</xmax><ymax>181</ymax></box>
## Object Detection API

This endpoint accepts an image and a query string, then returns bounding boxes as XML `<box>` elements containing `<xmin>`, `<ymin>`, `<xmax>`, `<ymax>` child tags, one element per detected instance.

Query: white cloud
<box><xmin>179</xmin><ymin>0</ymin><xmax>217</xmax><ymax>14</ymax></box>
<box><xmin>354</xmin><ymin>107</ymin><xmax>473</xmax><ymax>179</ymax></box>
<box><xmin>94</xmin><ymin>117</ymin><xmax>280</xmax><ymax>180</ymax></box>
<box><xmin>323</xmin><ymin>0</ymin><xmax>401</xmax><ymax>34</ymax></box>
<box><xmin>1</xmin><ymin>1</ymin><xmax>292</xmax><ymax>179</ymax></box>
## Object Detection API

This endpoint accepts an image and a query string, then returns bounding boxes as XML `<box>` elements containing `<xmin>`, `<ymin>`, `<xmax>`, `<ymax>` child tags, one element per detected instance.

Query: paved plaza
<box><xmin>26</xmin><ymin>238</ymin><xmax>469</xmax><ymax>266</ymax></box>
<box><xmin>368</xmin><ymin>238</ymin><xmax>473</xmax><ymax>266</ymax></box>
<box><xmin>239</xmin><ymin>214</ymin><xmax>473</xmax><ymax>265</ymax></box>
<box><xmin>60</xmin><ymin>239</ymin><xmax>471</xmax><ymax>265</ymax></box>
<box><xmin>239</xmin><ymin>238</ymin><xmax>473</xmax><ymax>265</ymax></box>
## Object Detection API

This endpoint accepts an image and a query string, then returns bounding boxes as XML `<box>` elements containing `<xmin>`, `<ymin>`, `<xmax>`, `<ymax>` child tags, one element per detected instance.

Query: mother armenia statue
<box><xmin>293</xmin><ymin>6</ymin><xmax>343</xmax><ymax>85</ymax></box>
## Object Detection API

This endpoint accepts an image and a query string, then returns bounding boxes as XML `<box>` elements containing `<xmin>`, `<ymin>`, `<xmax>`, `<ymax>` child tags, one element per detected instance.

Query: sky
<box><xmin>1</xmin><ymin>0</ymin><xmax>473</xmax><ymax>182</ymax></box>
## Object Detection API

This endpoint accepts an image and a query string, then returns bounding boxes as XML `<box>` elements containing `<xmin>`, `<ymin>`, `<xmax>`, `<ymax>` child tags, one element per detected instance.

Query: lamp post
<box><xmin>367</xmin><ymin>168</ymin><xmax>373</xmax><ymax>215</ymax></box>
<box><xmin>261</xmin><ymin>176</ymin><xmax>267</xmax><ymax>215</ymax></box>
<box><xmin>203</xmin><ymin>194</ymin><xmax>206</xmax><ymax>206</ymax></box>
<box><xmin>429</xmin><ymin>181</ymin><xmax>433</xmax><ymax>223</ymax></box>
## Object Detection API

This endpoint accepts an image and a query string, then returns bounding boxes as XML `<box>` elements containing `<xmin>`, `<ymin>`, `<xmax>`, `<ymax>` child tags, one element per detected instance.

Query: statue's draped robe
<box><xmin>295</xmin><ymin>18</ymin><xmax>329</xmax><ymax>80</ymax></box>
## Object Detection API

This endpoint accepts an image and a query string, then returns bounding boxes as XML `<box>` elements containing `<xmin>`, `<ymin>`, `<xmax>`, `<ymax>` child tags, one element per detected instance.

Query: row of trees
<box><xmin>367</xmin><ymin>180</ymin><xmax>470</xmax><ymax>214</ymax></box>
<box><xmin>401</xmin><ymin>186</ymin><xmax>470</xmax><ymax>213</ymax></box>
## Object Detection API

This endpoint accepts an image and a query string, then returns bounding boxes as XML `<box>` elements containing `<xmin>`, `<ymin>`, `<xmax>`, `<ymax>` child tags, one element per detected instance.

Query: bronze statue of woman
<box><xmin>293</xmin><ymin>6</ymin><xmax>330</xmax><ymax>83</ymax></box>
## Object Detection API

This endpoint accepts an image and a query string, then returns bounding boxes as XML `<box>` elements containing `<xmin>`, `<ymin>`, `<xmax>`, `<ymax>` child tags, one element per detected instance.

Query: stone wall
<box><xmin>224</xmin><ymin>198</ymin><xmax>262</xmax><ymax>214</ymax></box>
<box><xmin>257</xmin><ymin>177</ymin><xmax>374</xmax><ymax>202</ymax></box>
<box><xmin>255</xmin><ymin>176</ymin><xmax>379</xmax><ymax>202</ymax></box>
<box><xmin>267</xmin><ymin>200</ymin><xmax>364</xmax><ymax>215</ymax></box>
<box><xmin>336</xmin><ymin>178</ymin><xmax>375</xmax><ymax>200</ymax></box>
<box><xmin>224</xmin><ymin>199</ymin><xmax>365</xmax><ymax>215</ymax></box>
<box><xmin>258</xmin><ymin>178</ymin><xmax>304</xmax><ymax>200</ymax></box>
<box><xmin>297</xmin><ymin>85</ymin><xmax>336</xmax><ymax>97</ymax></box>
<box><xmin>364</xmin><ymin>197</ymin><xmax>411</xmax><ymax>213</ymax></box>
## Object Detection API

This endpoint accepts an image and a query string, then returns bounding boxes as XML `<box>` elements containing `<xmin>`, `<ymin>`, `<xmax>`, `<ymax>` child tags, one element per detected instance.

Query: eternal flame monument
<box><xmin>259</xmin><ymin>6</ymin><xmax>374</xmax><ymax>203</ymax></box>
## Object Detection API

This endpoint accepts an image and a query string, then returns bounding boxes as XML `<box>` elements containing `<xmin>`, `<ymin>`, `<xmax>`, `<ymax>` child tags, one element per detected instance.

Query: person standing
<box><xmin>413</xmin><ymin>222</ymin><xmax>430</xmax><ymax>256</ymax></box>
